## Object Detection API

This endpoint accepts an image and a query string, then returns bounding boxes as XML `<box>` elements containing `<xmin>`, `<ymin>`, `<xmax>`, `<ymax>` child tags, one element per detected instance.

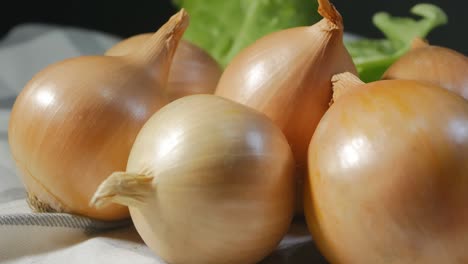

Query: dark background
<box><xmin>0</xmin><ymin>0</ymin><xmax>466</xmax><ymax>54</ymax></box>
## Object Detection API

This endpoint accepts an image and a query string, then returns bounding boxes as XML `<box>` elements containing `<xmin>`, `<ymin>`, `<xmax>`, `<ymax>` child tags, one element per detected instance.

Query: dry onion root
<box><xmin>106</xmin><ymin>34</ymin><xmax>222</xmax><ymax>102</ymax></box>
<box><xmin>8</xmin><ymin>9</ymin><xmax>189</xmax><ymax>220</ymax></box>
<box><xmin>305</xmin><ymin>72</ymin><xmax>468</xmax><ymax>263</ymax></box>
<box><xmin>91</xmin><ymin>94</ymin><xmax>296</xmax><ymax>264</ymax></box>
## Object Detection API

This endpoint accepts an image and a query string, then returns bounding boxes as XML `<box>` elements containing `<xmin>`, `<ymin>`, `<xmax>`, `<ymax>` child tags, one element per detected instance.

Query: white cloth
<box><xmin>0</xmin><ymin>23</ymin><xmax>330</xmax><ymax>264</ymax></box>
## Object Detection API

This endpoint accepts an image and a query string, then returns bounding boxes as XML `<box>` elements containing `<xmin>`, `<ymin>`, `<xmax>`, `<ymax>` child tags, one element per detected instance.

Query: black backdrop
<box><xmin>1</xmin><ymin>0</ymin><xmax>466</xmax><ymax>54</ymax></box>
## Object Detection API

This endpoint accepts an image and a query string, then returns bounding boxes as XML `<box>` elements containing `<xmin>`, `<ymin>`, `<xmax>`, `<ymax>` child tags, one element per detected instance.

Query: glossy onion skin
<box><xmin>383</xmin><ymin>45</ymin><xmax>468</xmax><ymax>100</ymax></box>
<box><xmin>126</xmin><ymin>95</ymin><xmax>295</xmax><ymax>264</ymax></box>
<box><xmin>215</xmin><ymin>21</ymin><xmax>357</xmax><ymax>170</ymax></box>
<box><xmin>8</xmin><ymin>57</ymin><xmax>168</xmax><ymax>220</ymax></box>
<box><xmin>106</xmin><ymin>35</ymin><xmax>222</xmax><ymax>101</ymax></box>
<box><xmin>305</xmin><ymin>80</ymin><xmax>468</xmax><ymax>263</ymax></box>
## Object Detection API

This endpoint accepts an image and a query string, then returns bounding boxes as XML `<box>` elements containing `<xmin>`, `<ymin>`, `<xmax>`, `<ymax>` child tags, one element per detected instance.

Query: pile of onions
<box><xmin>8</xmin><ymin>9</ymin><xmax>189</xmax><ymax>220</ymax></box>
<box><xmin>305</xmin><ymin>72</ymin><xmax>468</xmax><ymax>263</ymax></box>
<box><xmin>383</xmin><ymin>38</ymin><xmax>468</xmax><ymax>100</ymax></box>
<box><xmin>12</xmin><ymin>1</ymin><xmax>468</xmax><ymax>262</ymax></box>
<box><xmin>91</xmin><ymin>94</ymin><xmax>295</xmax><ymax>264</ymax></box>
<box><xmin>106</xmin><ymin>34</ymin><xmax>222</xmax><ymax>101</ymax></box>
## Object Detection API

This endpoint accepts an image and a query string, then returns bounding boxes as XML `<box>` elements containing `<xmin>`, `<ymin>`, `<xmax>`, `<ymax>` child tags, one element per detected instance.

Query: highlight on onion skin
<box><xmin>91</xmin><ymin>94</ymin><xmax>296</xmax><ymax>264</ymax></box>
<box><xmin>106</xmin><ymin>34</ymin><xmax>222</xmax><ymax>102</ymax></box>
<box><xmin>383</xmin><ymin>38</ymin><xmax>468</xmax><ymax>100</ymax></box>
<box><xmin>7</xmin><ymin>9</ymin><xmax>189</xmax><ymax>221</ymax></box>
<box><xmin>305</xmin><ymin>72</ymin><xmax>468</xmax><ymax>263</ymax></box>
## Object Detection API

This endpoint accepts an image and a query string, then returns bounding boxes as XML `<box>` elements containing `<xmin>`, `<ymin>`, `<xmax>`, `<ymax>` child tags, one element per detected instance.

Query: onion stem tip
<box><xmin>90</xmin><ymin>172</ymin><xmax>154</xmax><ymax>208</ymax></box>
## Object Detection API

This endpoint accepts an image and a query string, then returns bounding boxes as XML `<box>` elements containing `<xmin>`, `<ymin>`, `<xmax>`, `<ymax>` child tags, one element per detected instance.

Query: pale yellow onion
<box><xmin>383</xmin><ymin>38</ymin><xmax>468</xmax><ymax>100</ymax></box>
<box><xmin>8</xmin><ymin>10</ymin><xmax>189</xmax><ymax>220</ymax></box>
<box><xmin>215</xmin><ymin>0</ymin><xmax>357</xmax><ymax>171</ymax></box>
<box><xmin>305</xmin><ymin>72</ymin><xmax>468</xmax><ymax>263</ymax></box>
<box><xmin>91</xmin><ymin>94</ymin><xmax>295</xmax><ymax>264</ymax></box>
<box><xmin>106</xmin><ymin>34</ymin><xmax>222</xmax><ymax>101</ymax></box>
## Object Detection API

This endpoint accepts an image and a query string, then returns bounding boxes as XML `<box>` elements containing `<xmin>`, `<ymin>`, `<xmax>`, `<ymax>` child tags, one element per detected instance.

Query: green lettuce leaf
<box><xmin>345</xmin><ymin>4</ymin><xmax>448</xmax><ymax>82</ymax></box>
<box><xmin>172</xmin><ymin>0</ymin><xmax>321</xmax><ymax>67</ymax></box>
<box><xmin>173</xmin><ymin>1</ymin><xmax>447</xmax><ymax>83</ymax></box>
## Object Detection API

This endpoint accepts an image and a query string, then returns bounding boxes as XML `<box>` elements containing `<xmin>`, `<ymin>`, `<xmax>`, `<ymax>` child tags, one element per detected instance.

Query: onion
<box><xmin>91</xmin><ymin>94</ymin><xmax>295</xmax><ymax>264</ymax></box>
<box><xmin>106</xmin><ymin>34</ymin><xmax>222</xmax><ymax>101</ymax></box>
<box><xmin>8</xmin><ymin>10</ymin><xmax>189</xmax><ymax>220</ymax></box>
<box><xmin>305</xmin><ymin>72</ymin><xmax>468</xmax><ymax>263</ymax></box>
<box><xmin>383</xmin><ymin>38</ymin><xmax>468</xmax><ymax>100</ymax></box>
<box><xmin>214</xmin><ymin>0</ymin><xmax>356</xmax><ymax>213</ymax></box>
<box><xmin>215</xmin><ymin>0</ymin><xmax>356</xmax><ymax>171</ymax></box>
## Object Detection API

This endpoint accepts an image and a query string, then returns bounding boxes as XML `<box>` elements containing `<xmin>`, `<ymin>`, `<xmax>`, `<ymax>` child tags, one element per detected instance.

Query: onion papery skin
<box><xmin>106</xmin><ymin>35</ymin><xmax>222</xmax><ymax>101</ymax></box>
<box><xmin>383</xmin><ymin>45</ymin><xmax>468</xmax><ymax>100</ymax></box>
<box><xmin>8</xmin><ymin>10</ymin><xmax>188</xmax><ymax>220</ymax></box>
<box><xmin>305</xmin><ymin>79</ymin><xmax>468</xmax><ymax>263</ymax></box>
